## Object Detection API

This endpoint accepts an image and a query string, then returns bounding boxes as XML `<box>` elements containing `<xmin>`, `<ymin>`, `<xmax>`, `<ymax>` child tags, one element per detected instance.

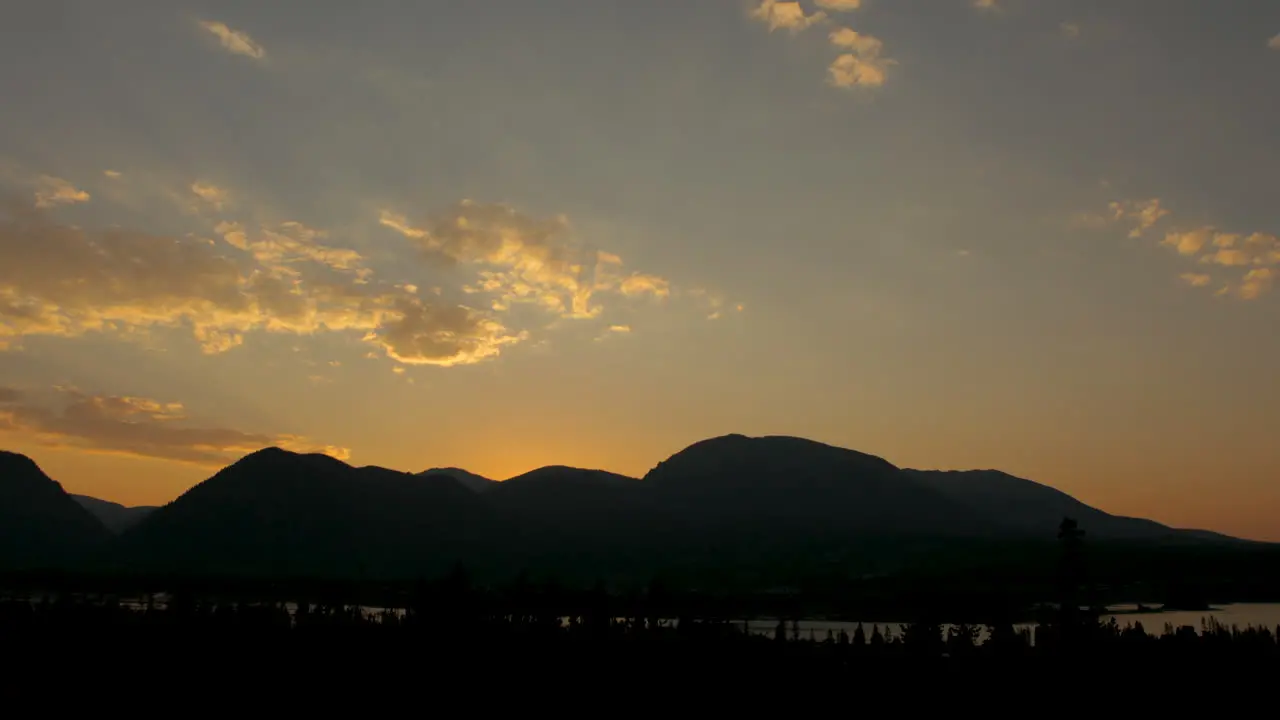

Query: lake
<box><xmin>741</xmin><ymin>603</ymin><xmax>1280</xmax><ymax>643</ymax></box>
<box><xmin>19</xmin><ymin>594</ymin><xmax>1280</xmax><ymax>645</ymax></box>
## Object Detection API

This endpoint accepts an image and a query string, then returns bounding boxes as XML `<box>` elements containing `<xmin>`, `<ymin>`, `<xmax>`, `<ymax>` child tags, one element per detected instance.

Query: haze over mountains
<box><xmin>0</xmin><ymin>435</ymin><xmax>1257</xmax><ymax>583</ymax></box>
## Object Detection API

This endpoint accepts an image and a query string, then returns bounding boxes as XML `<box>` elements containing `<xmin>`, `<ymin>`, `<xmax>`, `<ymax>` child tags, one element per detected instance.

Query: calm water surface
<box><xmin>742</xmin><ymin>603</ymin><xmax>1280</xmax><ymax>643</ymax></box>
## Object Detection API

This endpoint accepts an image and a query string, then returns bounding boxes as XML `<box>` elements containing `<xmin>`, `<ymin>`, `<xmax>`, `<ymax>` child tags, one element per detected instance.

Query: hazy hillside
<box><xmin>902</xmin><ymin>469</ymin><xmax>1215</xmax><ymax>541</ymax></box>
<box><xmin>72</xmin><ymin>494</ymin><xmax>157</xmax><ymax>534</ymax></box>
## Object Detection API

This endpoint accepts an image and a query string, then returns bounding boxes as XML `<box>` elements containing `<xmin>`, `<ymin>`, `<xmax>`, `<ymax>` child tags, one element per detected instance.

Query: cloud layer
<box><xmin>0</xmin><ymin>197</ymin><xmax>520</xmax><ymax>366</ymax></box>
<box><xmin>0</xmin><ymin>386</ymin><xmax>346</xmax><ymax>466</ymax></box>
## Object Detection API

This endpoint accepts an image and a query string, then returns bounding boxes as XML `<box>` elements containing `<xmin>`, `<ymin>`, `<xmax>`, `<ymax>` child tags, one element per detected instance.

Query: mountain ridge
<box><xmin>3</xmin><ymin>435</ymin><xmax>1263</xmax><ymax>581</ymax></box>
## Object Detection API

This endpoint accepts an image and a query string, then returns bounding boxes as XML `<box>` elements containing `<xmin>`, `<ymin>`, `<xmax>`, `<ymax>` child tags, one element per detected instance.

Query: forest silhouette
<box><xmin>5</xmin><ymin>520</ymin><xmax>1279</xmax><ymax>670</ymax></box>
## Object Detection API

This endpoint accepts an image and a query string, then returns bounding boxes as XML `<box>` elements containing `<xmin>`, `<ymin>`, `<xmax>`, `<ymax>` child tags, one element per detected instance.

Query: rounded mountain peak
<box><xmin>644</xmin><ymin>434</ymin><xmax>899</xmax><ymax>485</ymax></box>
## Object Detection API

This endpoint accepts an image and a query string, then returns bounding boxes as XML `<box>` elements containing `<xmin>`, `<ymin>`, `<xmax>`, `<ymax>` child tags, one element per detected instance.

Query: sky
<box><xmin>1</xmin><ymin>0</ymin><xmax>1279</xmax><ymax>541</ymax></box>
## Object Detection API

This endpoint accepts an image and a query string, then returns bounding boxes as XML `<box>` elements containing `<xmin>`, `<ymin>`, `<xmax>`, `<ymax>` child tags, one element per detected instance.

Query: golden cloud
<box><xmin>0</xmin><ymin>198</ymin><xmax>521</xmax><ymax>365</ymax></box>
<box><xmin>0</xmin><ymin>386</ymin><xmax>346</xmax><ymax>466</ymax></box>
<box><xmin>1162</xmin><ymin>228</ymin><xmax>1212</xmax><ymax>256</ymax></box>
<box><xmin>828</xmin><ymin>27</ymin><xmax>894</xmax><ymax>89</ymax></box>
<box><xmin>378</xmin><ymin>201</ymin><xmax>672</xmax><ymax>320</ymax></box>
<box><xmin>191</xmin><ymin>182</ymin><xmax>230</xmax><ymax>211</ymax></box>
<box><xmin>1269</xmin><ymin>34</ymin><xmax>1280</xmax><ymax>51</ymax></box>
<box><xmin>1148</xmin><ymin>217</ymin><xmax>1280</xmax><ymax>300</ymax></box>
<box><xmin>34</xmin><ymin>176</ymin><xmax>90</xmax><ymax>209</ymax></box>
<box><xmin>973</xmin><ymin>0</ymin><xmax>999</xmax><ymax>9</ymax></box>
<box><xmin>214</xmin><ymin>220</ymin><xmax>367</xmax><ymax>278</ymax></box>
<box><xmin>198</xmin><ymin>20</ymin><xmax>266</xmax><ymax>60</ymax></box>
<box><xmin>366</xmin><ymin>297</ymin><xmax>525</xmax><ymax>367</ymax></box>
<box><xmin>748</xmin><ymin>3</ymin><xmax>893</xmax><ymax>90</ymax></box>
<box><xmin>1109</xmin><ymin>198</ymin><xmax>1169</xmax><ymax>238</ymax></box>
<box><xmin>815</xmin><ymin>0</ymin><xmax>862</xmax><ymax>10</ymax></box>
<box><xmin>750</xmin><ymin>1</ymin><xmax>827</xmax><ymax>33</ymax></box>
<box><xmin>1239</xmin><ymin>268</ymin><xmax>1275</xmax><ymax>300</ymax></box>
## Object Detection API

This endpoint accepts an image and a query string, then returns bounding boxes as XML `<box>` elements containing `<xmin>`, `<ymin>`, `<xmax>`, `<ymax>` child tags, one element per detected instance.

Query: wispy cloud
<box><xmin>198</xmin><ymin>20</ymin><xmax>266</xmax><ymax>61</ymax></box>
<box><xmin>1239</xmin><ymin>268</ymin><xmax>1275</xmax><ymax>300</ymax></box>
<box><xmin>0</xmin><ymin>385</ymin><xmax>346</xmax><ymax>466</ymax></box>
<box><xmin>1095</xmin><ymin>197</ymin><xmax>1280</xmax><ymax>301</ymax></box>
<box><xmin>973</xmin><ymin>0</ymin><xmax>999</xmax><ymax>10</ymax></box>
<box><xmin>1162</xmin><ymin>227</ymin><xmax>1213</xmax><ymax>256</ymax></box>
<box><xmin>103</xmin><ymin>170</ymin><xmax>123</xmax><ymax>179</ymax></box>
<box><xmin>748</xmin><ymin>2</ymin><xmax>894</xmax><ymax>90</ymax></box>
<box><xmin>1269</xmin><ymin>33</ymin><xmax>1280</xmax><ymax>50</ymax></box>
<box><xmin>378</xmin><ymin>201</ymin><xmax>672</xmax><ymax>321</ymax></box>
<box><xmin>191</xmin><ymin>182</ymin><xmax>230</xmax><ymax>211</ymax></box>
<box><xmin>814</xmin><ymin>0</ymin><xmax>863</xmax><ymax>10</ymax></box>
<box><xmin>0</xmin><ymin>196</ymin><xmax>521</xmax><ymax>366</ymax></box>
<box><xmin>1108</xmin><ymin>198</ymin><xmax>1170</xmax><ymax>238</ymax></box>
<box><xmin>827</xmin><ymin>27</ymin><xmax>894</xmax><ymax>89</ymax></box>
<box><xmin>1061</xmin><ymin>23</ymin><xmax>1081</xmax><ymax>40</ymax></box>
<box><xmin>213</xmin><ymin>220</ymin><xmax>368</xmax><ymax>278</ymax></box>
<box><xmin>687</xmin><ymin>288</ymin><xmax>744</xmax><ymax>321</ymax></box>
<box><xmin>371</xmin><ymin>298</ymin><xmax>524</xmax><ymax>367</ymax></box>
<box><xmin>33</xmin><ymin>176</ymin><xmax>90</xmax><ymax>209</ymax></box>
<box><xmin>750</xmin><ymin>1</ymin><xmax>826</xmax><ymax>33</ymax></box>
<box><xmin>594</xmin><ymin>323</ymin><xmax>633</xmax><ymax>342</ymax></box>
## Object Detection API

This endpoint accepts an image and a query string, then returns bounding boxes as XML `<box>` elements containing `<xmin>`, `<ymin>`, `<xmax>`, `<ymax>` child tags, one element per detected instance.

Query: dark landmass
<box><xmin>0</xmin><ymin>450</ymin><xmax>110</xmax><ymax>569</ymax></box>
<box><xmin>2</xmin><ymin>434</ymin><xmax>1278</xmax><ymax>614</ymax></box>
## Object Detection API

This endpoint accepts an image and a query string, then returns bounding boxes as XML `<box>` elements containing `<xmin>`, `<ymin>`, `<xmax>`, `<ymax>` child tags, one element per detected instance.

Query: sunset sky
<box><xmin>2</xmin><ymin>0</ymin><xmax>1278</xmax><ymax>541</ymax></box>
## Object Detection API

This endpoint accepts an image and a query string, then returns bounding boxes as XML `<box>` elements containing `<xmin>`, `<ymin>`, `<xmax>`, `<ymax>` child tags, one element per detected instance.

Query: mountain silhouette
<box><xmin>643</xmin><ymin>434</ymin><xmax>997</xmax><ymax>538</ymax></box>
<box><xmin>112</xmin><ymin>447</ymin><xmax>490</xmax><ymax>579</ymax></box>
<box><xmin>72</xmin><ymin>494</ymin><xmax>157</xmax><ymax>534</ymax></box>
<box><xmin>0</xmin><ymin>451</ymin><xmax>110</xmax><ymax>570</ymax></box>
<box><xmin>417</xmin><ymin>467</ymin><xmax>495</xmax><ymax>493</ymax></box>
<box><xmin>3</xmin><ymin>434</ymin><xmax>1258</xmax><ymax>582</ymax></box>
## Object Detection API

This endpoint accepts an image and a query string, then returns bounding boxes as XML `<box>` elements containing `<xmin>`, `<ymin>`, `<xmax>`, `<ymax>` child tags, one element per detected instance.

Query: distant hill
<box><xmin>416</xmin><ymin>467</ymin><xmax>495</xmax><ymax>493</ymax></box>
<box><xmin>487</xmin><ymin>466</ymin><xmax>647</xmax><ymax>574</ymax></box>
<box><xmin>113</xmin><ymin>447</ymin><xmax>492</xmax><ymax>579</ymax></box>
<box><xmin>72</xmin><ymin>495</ymin><xmax>157</xmax><ymax>534</ymax></box>
<box><xmin>0</xmin><ymin>451</ymin><xmax>110</xmax><ymax>570</ymax></box>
